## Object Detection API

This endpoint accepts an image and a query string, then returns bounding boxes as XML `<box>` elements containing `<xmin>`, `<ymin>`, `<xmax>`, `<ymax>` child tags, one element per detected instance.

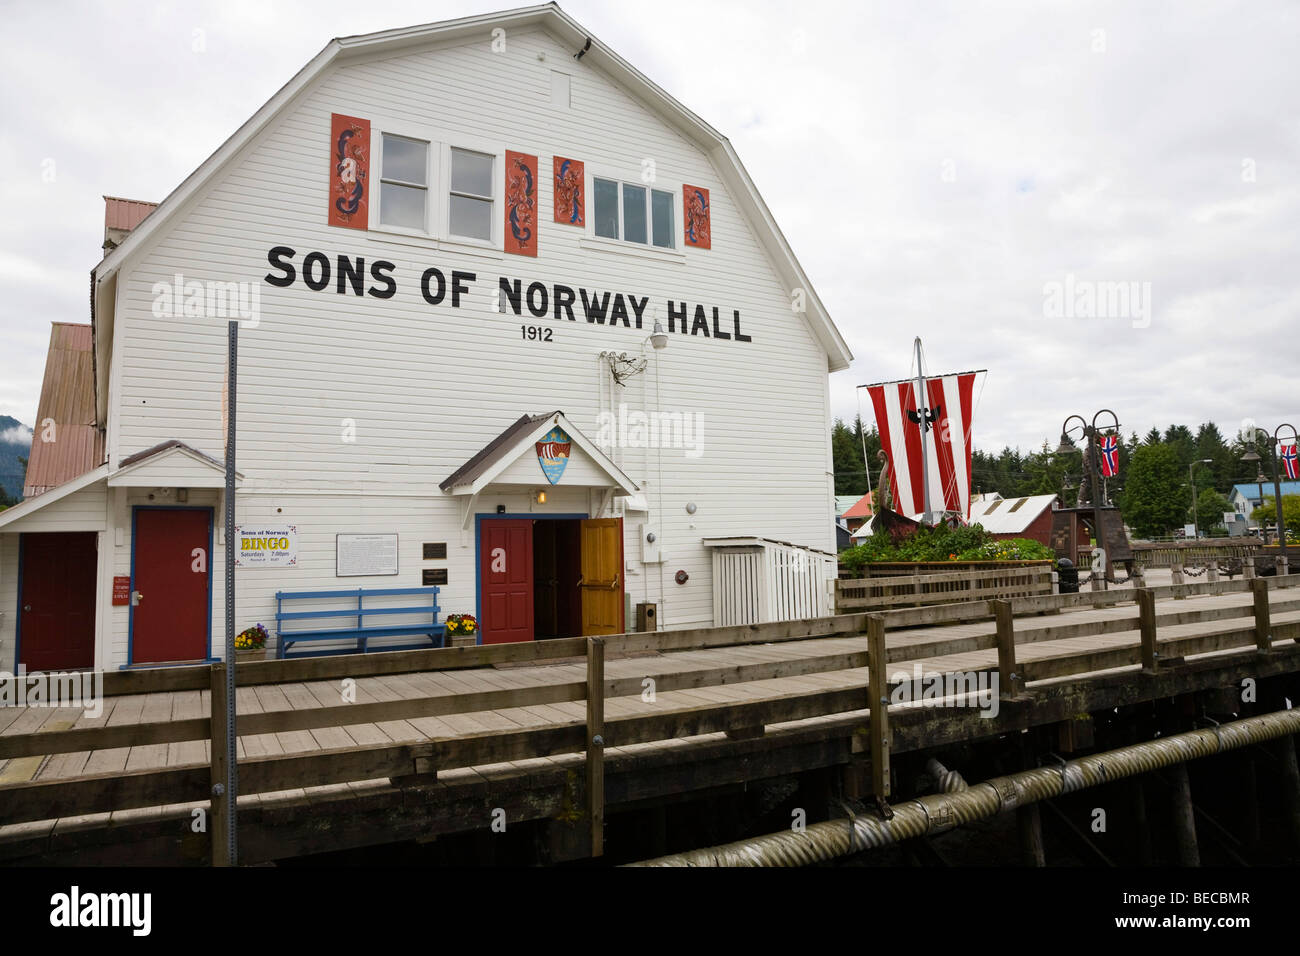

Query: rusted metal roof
<box><xmin>23</xmin><ymin>323</ymin><xmax>105</xmax><ymax>497</ymax></box>
<box><xmin>119</xmin><ymin>439</ymin><xmax>225</xmax><ymax>471</ymax></box>
<box><xmin>842</xmin><ymin>491</ymin><xmax>874</xmax><ymax>520</ymax></box>
<box><xmin>103</xmin><ymin>196</ymin><xmax>158</xmax><ymax>232</ymax></box>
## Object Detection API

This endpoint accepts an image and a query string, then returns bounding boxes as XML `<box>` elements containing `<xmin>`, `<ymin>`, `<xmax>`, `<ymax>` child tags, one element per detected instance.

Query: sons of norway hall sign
<box><xmin>263</xmin><ymin>246</ymin><xmax>754</xmax><ymax>343</ymax></box>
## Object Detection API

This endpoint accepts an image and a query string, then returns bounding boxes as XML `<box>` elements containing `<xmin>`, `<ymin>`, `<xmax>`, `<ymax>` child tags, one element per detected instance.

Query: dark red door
<box><xmin>479</xmin><ymin>519</ymin><xmax>533</xmax><ymax>644</ymax></box>
<box><xmin>132</xmin><ymin>509</ymin><xmax>211</xmax><ymax>663</ymax></box>
<box><xmin>19</xmin><ymin>532</ymin><xmax>97</xmax><ymax>671</ymax></box>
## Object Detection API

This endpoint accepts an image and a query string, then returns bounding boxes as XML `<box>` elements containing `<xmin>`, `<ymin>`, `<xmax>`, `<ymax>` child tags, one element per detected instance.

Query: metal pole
<box><xmin>224</xmin><ymin>319</ymin><xmax>238</xmax><ymax>865</ymax></box>
<box><xmin>1272</xmin><ymin>426</ymin><xmax>1294</xmax><ymax>571</ymax></box>
<box><xmin>1088</xmin><ymin>426</ymin><xmax>1106</xmax><ymax>585</ymax></box>
<box><xmin>1190</xmin><ymin>463</ymin><xmax>1200</xmax><ymax>541</ymax></box>
<box><xmin>913</xmin><ymin>337</ymin><xmax>932</xmax><ymax>525</ymax></box>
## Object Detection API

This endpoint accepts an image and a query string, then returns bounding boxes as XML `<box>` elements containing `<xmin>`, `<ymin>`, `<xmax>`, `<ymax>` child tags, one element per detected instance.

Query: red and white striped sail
<box><xmin>865</xmin><ymin>372</ymin><xmax>978</xmax><ymax>520</ymax></box>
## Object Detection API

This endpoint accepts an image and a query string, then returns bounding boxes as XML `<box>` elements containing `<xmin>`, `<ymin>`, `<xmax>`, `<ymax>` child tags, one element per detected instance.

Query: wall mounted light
<box><xmin>649</xmin><ymin>320</ymin><xmax>668</xmax><ymax>351</ymax></box>
<box><xmin>535</xmin><ymin>490</ymin><xmax>547</xmax><ymax>504</ymax></box>
<box><xmin>685</xmin><ymin>502</ymin><xmax>697</xmax><ymax>514</ymax></box>
<box><xmin>496</xmin><ymin>504</ymin><xmax>506</xmax><ymax>514</ymax></box>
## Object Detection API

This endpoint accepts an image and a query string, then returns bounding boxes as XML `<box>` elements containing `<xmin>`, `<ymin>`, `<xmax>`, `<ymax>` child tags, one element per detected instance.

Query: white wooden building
<box><xmin>0</xmin><ymin>3</ymin><xmax>850</xmax><ymax>671</ymax></box>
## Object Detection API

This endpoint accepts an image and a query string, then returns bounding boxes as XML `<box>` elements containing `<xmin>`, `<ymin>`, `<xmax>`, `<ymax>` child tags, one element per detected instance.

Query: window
<box><xmin>593</xmin><ymin>177</ymin><xmax>675</xmax><ymax>249</ymax></box>
<box><xmin>449</xmin><ymin>148</ymin><xmax>494</xmax><ymax>242</ymax></box>
<box><xmin>380</xmin><ymin>134</ymin><xmax>428</xmax><ymax>230</ymax></box>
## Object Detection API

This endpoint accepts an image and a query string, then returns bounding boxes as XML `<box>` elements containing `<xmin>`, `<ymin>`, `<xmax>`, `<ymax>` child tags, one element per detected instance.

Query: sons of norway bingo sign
<box><xmin>235</xmin><ymin>526</ymin><xmax>299</xmax><ymax>568</ymax></box>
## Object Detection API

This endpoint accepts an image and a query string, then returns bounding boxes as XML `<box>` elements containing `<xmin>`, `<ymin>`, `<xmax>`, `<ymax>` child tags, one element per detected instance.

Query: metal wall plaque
<box><xmin>422</xmin><ymin>568</ymin><xmax>448</xmax><ymax>586</ymax></box>
<box><xmin>423</xmin><ymin>542</ymin><xmax>447</xmax><ymax>560</ymax></box>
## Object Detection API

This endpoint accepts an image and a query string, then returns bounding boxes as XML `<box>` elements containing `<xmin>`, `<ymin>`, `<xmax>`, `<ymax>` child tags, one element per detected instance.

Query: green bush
<box><xmin>838</xmin><ymin>523</ymin><xmax>1054</xmax><ymax>568</ymax></box>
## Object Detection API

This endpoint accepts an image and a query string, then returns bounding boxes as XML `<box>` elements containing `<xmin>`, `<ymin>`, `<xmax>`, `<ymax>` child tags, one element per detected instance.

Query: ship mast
<box><xmin>914</xmin><ymin>336</ymin><xmax>934</xmax><ymax>526</ymax></box>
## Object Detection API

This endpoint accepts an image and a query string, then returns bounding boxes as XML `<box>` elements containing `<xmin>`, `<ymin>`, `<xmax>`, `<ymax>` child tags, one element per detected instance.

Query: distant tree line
<box><xmin>831</xmin><ymin>418</ymin><xmax>1283</xmax><ymax>538</ymax></box>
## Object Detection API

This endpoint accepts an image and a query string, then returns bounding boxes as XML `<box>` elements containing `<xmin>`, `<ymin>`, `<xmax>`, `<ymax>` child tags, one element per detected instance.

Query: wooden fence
<box><xmin>836</xmin><ymin>562</ymin><xmax>1054</xmax><ymax>612</ymax></box>
<box><xmin>1117</xmin><ymin>539</ymin><xmax>1262</xmax><ymax>570</ymax></box>
<box><xmin>1</xmin><ymin>573</ymin><xmax>1296</xmax><ymax>866</ymax></box>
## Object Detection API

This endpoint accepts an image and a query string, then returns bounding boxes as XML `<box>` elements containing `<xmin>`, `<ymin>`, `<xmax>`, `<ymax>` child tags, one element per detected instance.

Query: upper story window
<box><xmin>449</xmin><ymin>148</ymin><xmax>494</xmax><ymax>242</ymax></box>
<box><xmin>593</xmin><ymin>177</ymin><xmax>675</xmax><ymax>249</ymax></box>
<box><xmin>379</xmin><ymin>134</ymin><xmax>429</xmax><ymax>230</ymax></box>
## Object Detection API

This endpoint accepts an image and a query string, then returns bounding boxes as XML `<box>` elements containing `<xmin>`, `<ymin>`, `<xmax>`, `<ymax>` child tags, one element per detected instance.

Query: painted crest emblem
<box><xmin>536</xmin><ymin>427</ymin><xmax>572</xmax><ymax>484</ymax></box>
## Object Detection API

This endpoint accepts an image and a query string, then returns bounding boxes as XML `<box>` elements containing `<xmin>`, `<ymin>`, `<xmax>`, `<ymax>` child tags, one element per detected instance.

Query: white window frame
<box><xmin>587</xmin><ymin>167</ymin><xmax>679</xmax><ymax>251</ymax></box>
<box><xmin>441</xmin><ymin>135</ymin><xmax>506</xmax><ymax>250</ymax></box>
<box><xmin>365</xmin><ymin>118</ymin><xmax>507</xmax><ymax>251</ymax></box>
<box><xmin>372</xmin><ymin>130</ymin><xmax>433</xmax><ymax>237</ymax></box>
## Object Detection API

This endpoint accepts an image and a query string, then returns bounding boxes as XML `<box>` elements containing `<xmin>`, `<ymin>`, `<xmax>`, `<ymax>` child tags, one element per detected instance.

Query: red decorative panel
<box><xmin>553</xmin><ymin>156</ymin><xmax>585</xmax><ymax>226</ymax></box>
<box><xmin>683</xmin><ymin>184</ymin><xmax>711</xmax><ymax>249</ymax></box>
<box><xmin>505</xmin><ymin>150</ymin><xmax>539</xmax><ymax>256</ymax></box>
<box><xmin>328</xmin><ymin>113</ymin><xmax>370</xmax><ymax>230</ymax></box>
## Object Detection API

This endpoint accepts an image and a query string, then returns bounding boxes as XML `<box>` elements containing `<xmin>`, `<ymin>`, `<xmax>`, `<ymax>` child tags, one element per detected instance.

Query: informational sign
<box><xmin>423</xmin><ymin>568</ymin><xmax>448</xmax><ymax>586</ymax></box>
<box><xmin>112</xmin><ymin>576</ymin><xmax>131</xmax><ymax>606</ymax></box>
<box><xmin>1183</xmin><ymin>524</ymin><xmax>1197</xmax><ymax>539</ymax></box>
<box><xmin>337</xmin><ymin>533</ymin><xmax>399</xmax><ymax>577</ymax></box>
<box><xmin>236</xmin><ymin>526</ymin><xmax>299</xmax><ymax>567</ymax></box>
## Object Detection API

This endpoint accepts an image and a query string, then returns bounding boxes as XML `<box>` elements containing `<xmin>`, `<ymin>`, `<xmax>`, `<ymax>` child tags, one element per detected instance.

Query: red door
<box><xmin>132</xmin><ymin>509</ymin><xmax>211</xmax><ymax>663</ymax></box>
<box><xmin>19</xmin><ymin>532</ymin><xmax>97</xmax><ymax>671</ymax></box>
<box><xmin>479</xmin><ymin>519</ymin><xmax>533</xmax><ymax>644</ymax></box>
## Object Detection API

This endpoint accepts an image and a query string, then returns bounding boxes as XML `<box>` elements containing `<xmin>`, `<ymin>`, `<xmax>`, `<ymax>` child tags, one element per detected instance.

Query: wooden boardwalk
<box><xmin>2</xmin><ymin>576</ymin><xmax>1299</xmax><ymax>862</ymax></box>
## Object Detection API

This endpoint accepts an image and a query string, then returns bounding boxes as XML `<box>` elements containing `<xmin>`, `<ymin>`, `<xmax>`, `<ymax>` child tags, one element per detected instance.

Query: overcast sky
<box><xmin>1</xmin><ymin>0</ymin><xmax>1296</xmax><ymax>456</ymax></box>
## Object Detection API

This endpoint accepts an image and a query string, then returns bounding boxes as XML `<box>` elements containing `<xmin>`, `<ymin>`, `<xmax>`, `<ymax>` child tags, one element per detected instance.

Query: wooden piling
<box><xmin>867</xmin><ymin>614</ymin><xmax>891</xmax><ymax>800</ymax></box>
<box><xmin>586</xmin><ymin>636</ymin><xmax>605</xmax><ymax>857</ymax></box>
<box><xmin>209</xmin><ymin>662</ymin><xmax>231</xmax><ymax>867</ymax></box>
<box><xmin>1169</xmin><ymin>762</ymin><xmax>1200</xmax><ymax>866</ymax></box>
<box><xmin>1137</xmin><ymin>589</ymin><xmax>1158</xmax><ymax>674</ymax></box>
<box><xmin>1252</xmin><ymin>577</ymin><xmax>1272</xmax><ymax>653</ymax></box>
<box><xmin>1278</xmin><ymin>732</ymin><xmax>1300</xmax><ymax>853</ymax></box>
<box><xmin>993</xmin><ymin>600</ymin><xmax>1022</xmax><ymax>699</ymax></box>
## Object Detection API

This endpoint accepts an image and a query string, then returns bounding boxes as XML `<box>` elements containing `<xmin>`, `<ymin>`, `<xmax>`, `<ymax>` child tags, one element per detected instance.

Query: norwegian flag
<box><xmin>865</xmin><ymin>372</ymin><xmax>978</xmax><ymax>519</ymax></box>
<box><xmin>1099</xmin><ymin>433</ymin><xmax>1120</xmax><ymax>478</ymax></box>
<box><xmin>1283</xmin><ymin>442</ymin><xmax>1300</xmax><ymax>480</ymax></box>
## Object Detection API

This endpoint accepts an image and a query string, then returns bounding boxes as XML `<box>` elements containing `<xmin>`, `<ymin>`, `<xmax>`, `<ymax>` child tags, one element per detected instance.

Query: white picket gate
<box><xmin>703</xmin><ymin>537</ymin><xmax>837</xmax><ymax>627</ymax></box>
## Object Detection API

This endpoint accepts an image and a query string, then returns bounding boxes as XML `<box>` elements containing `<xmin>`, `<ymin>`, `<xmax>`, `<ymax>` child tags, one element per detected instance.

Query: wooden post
<box><xmin>1207</xmin><ymin>560</ymin><xmax>1219</xmax><ymax>584</ymax></box>
<box><xmin>992</xmin><ymin>600</ymin><xmax>1021</xmax><ymax>699</ymax></box>
<box><xmin>1278</xmin><ymin>555</ymin><xmax>1290</xmax><ymax>578</ymax></box>
<box><xmin>1172</xmin><ymin>562</ymin><xmax>1185</xmax><ymax>596</ymax></box>
<box><xmin>1137</xmin><ymin>588</ymin><xmax>1158</xmax><ymax>674</ymax></box>
<box><xmin>586</xmin><ymin>637</ymin><xmax>605</xmax><ymax>857</ymax></box>
<box><xmin>1252</xmin><ymin>577</ymin><xmax>1272</xmax><ymax>653</ymax></box>
<box><xmin>1131</xmin><ymin>565</ymin><xmax>1145</xmax><ymax>589</ymax></box>
<box><xmin>1169</xmin><ymin>762</ymin><xmax>1200</xmax><ymax>866</ymax></box>
<box><xmin>1130</xmin><ymin>775</ymin><xmax>1153</xmax><ymax>865</ymax></box>
<box><xmin>866</xmin><ymin>614</ymin><xmax>891</xmax><ymax>800</ymax></box>
<box><xmin>209</xmin><ymin>662</ymin><xmax>230</xmax><ymax>867</ymax></box>
<box><xmin>1243</xmin><ymin>559</ymin><xmax>1255</xmax><ymax>580</ymax></box>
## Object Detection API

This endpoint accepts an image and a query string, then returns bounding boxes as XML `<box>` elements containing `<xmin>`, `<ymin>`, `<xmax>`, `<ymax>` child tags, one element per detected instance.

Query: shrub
<box><xmin>838</xmin><ymin>524</ymin><xmax>1053</xmax><ymax>566</ymax></box>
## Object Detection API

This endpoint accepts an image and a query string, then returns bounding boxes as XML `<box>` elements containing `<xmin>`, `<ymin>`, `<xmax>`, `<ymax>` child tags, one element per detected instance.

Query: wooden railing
<box><xmin>2</xmin><ymin>574</ymin><xmax>1297</xmax><ymax>866</ymax></box>
<box><xmin>836</xmin><ymin>563</ymin><xmax>1053</xmax><ymax>611</ymax></box>
<box><xmin>1126</xmin><ymin>539</ymin><xmax>1262</xmax><ymax>569</ymax></box>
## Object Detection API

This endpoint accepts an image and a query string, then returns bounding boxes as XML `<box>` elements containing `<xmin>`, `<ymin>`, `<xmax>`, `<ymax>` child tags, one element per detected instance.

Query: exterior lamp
<box><xmin>649</xmin><ymin>320</ymin><xmax>668</xmax><ymax>351</ymax></box>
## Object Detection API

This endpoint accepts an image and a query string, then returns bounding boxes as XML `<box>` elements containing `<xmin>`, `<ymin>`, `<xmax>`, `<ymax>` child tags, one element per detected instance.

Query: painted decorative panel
<box><xmin>553</xmin><ymin>156</ymin><xmax>585</xmax><ymax>226</ymax></box>
<box><xmin>505</xmin><ymin>150</ymin><xmax>539</xmax><ymax>256</ymax></box>
<box><xmin>683</xmin><ymin>184</ymin><xmax>711</xmax><ymax>249</ymax></box>
<box><xmin>328</xmin><ymin>113</ymin><xmax>370</xmax><ymax>230</ymax></box>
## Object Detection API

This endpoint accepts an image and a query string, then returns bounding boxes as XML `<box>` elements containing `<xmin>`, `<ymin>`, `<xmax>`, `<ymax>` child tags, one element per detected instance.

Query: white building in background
<box><xmin>0</xmin><ymin>4</ymin><xmax>851</xmax><ymax>671</ymax></box>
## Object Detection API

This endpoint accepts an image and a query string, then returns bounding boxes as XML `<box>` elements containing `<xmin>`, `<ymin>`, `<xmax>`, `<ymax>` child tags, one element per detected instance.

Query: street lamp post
<box><xmin>1269</xmin><ymin>423</ymin><xmax>1297</xmax><ymax>571</ymax></box>
<box><xmin>1189</xmin><ymin>459</ymin><xmax>1212</xmax><ymax>540</ymax></box>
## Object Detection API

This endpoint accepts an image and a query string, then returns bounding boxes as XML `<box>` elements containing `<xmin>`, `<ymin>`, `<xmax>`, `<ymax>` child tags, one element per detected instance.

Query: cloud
<box><xmin>1</xmin><ymin>0</ymin><xmax>1296</xmax><ymax>461</ymax></box>
<box><xmin>0</xmin><ymin>425</ymin><xmax>33</xmax><ymax>447</ymax></box>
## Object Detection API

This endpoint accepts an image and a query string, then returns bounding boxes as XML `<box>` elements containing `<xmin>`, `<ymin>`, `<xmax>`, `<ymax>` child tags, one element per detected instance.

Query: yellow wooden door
<box><xmin>580</xmin><ymin>518</ymin><xmax>623</xmax><ymax>636</ymax></box>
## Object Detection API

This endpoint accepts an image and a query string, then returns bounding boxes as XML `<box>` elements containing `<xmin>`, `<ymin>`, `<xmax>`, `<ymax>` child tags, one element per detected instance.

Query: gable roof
<box><xmin>90</xmin><ymin>4</ymin><xmax>851</xmax><ymax>420</ymax></box>
<box><xmin>23</xmin><ymin>323</ymin><xmax>105</xmax><ymax>497</ymax></box>
<box><xmin>970</xmin><ymin>493</ymin><xmax>1060</xmax><ymax>534</ymax></box>
<box><xmin>440</xmin><ymin>410</ymin><xmax>637</xmax><ymax>496</ymax></box>
<box><xmin>110</xmin><ymin>439</ymin><xmax>242</xmax><ymax>487</ymax></box>
<box><xmin>842</xmin><ymin>491</ymin><xmax>874</xmax><ymax>520</ymax></box>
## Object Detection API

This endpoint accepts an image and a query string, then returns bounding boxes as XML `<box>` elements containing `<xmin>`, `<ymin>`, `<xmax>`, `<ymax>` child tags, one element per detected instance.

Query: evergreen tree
<box><xmin>1124</xmin><ymin>443</ymin><xmax>1191</xmax><ymax>537</ymax></box>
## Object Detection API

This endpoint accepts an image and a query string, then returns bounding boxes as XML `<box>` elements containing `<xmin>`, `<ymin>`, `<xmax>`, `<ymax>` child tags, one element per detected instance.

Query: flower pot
<box><xmin>235</xmin><ymin>648</ymin><xmax>268</xmax><ymax>662</ymax></box>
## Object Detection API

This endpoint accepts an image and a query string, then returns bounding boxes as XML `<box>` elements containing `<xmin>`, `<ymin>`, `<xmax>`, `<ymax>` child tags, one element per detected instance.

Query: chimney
<box><xmin>103</xmin><ymin>196</ymin><xmax>159</xmax><ymax>252</ymax></box>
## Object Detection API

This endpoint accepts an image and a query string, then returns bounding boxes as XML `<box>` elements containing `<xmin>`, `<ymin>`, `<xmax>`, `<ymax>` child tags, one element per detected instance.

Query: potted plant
<box><xmin>234</xmin><ymin>623</ymin><xmax>270</xmax><ymax>661</ymax></box>
<box><xmin>444</xmin><ymin>613</ymin><xmax>478</xmax><ymax>646</ymax></box>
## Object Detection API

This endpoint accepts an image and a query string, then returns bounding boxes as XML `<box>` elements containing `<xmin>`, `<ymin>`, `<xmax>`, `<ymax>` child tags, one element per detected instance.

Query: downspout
<box><xmin>626</xmin><ymin>708</ymin><xmax>1300</xmax><ymax>867</ymax></box>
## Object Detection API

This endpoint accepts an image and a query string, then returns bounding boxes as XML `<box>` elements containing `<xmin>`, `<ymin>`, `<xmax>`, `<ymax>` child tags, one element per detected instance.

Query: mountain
<box><xmin>0</xmin><ymin>415</ymin><xmax>32</xmax><ymax>504</ymax></box>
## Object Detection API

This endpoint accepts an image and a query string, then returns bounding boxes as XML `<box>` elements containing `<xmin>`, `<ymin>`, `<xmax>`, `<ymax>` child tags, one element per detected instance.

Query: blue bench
<box><xmin>274</xmin><ymin>587</ymin><xmax>445</xmax><ymax>659</ymax></box>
